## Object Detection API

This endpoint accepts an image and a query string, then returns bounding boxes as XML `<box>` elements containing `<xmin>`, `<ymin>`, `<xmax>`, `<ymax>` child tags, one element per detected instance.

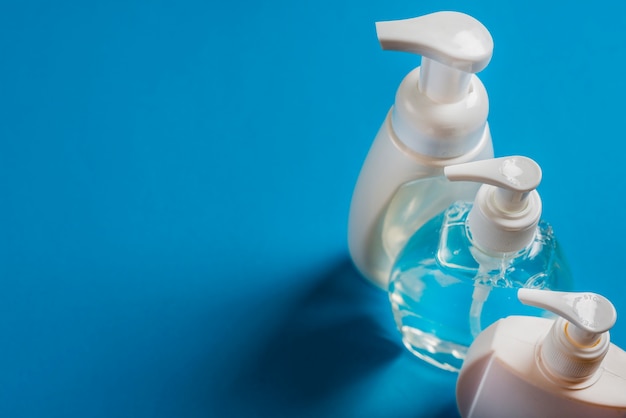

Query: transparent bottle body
<box><xmin>388</xmin><ymin>202</ymin><xmax>573</xmax><ymax>372</ymax></box>
<box><xmin>381</xmin><ymin>176</ymin><xmax>480</xmax><ymax>278</ymax></box>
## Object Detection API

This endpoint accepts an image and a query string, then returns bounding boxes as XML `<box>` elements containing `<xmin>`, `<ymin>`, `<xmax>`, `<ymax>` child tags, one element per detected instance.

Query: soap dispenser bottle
<box><xmin>389</xmin><ymin>156</ymin><xmax>573</xmax><ymax>372</ymax></box>
<box><xmin>348</xmin><ymin>11</ymin><xmax>495</xmax><ymax>289</ymax></box>
<box><xmin>456</xmin><ymin>289</ymin><xmax>626</xmax><ymax>417</ymax></box>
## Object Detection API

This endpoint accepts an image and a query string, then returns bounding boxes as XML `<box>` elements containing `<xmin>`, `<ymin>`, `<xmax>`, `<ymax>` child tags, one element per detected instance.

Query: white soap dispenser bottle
<box><xmin>457</xmin><ymin>289</ymin><xmax>626</xmax><ymax>418</ymax></box>
<box><xmin>348</xmin><ymin>11</ymin><xmax>495</xmax><ymax>289</ymax></box>
<box><xmin>389</xmin><ymin>156</ymin><xmax>573</xmax><ymax>372</ymax></box>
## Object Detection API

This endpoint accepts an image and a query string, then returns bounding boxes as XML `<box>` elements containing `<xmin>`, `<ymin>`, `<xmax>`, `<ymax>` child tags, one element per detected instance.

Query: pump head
<box><xmin>519</xmin><ymin>289</ymin><xmax>617</xmax><ymax>384</ymax></box>
<box><xmin>376</xmin><ymin>11</ymin><xmax>493</xmax><ymax>104</ymax></box>
<box><xmin>444</xmin><ymin>156</ymin><xmax>542</xmax><ymax>254</ymax></box>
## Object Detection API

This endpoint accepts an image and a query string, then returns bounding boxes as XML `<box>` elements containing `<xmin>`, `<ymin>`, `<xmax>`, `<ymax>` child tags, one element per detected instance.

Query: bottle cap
<box><xmin>376</xmin><ymin>11</ymin><xmax>493</xmax><ymax>104</ymax></box>
<box><xmin>444</xmin><ymin>156</ymin><xmax>542</xmax><ymax>254</ymax></box>
<box><xmin>519</xmin><ymin>289</ymin><xmax>617</xmax><ymax>384</ymax></box>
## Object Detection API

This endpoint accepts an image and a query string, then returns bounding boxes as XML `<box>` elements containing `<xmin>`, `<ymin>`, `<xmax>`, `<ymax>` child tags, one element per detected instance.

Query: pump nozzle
<box><xmin>518</xmin><ymin>289</ymin><xmax>617</xmax><ymax>384</ymax></box>
<box><xmin>443</xmin><ymin>156</ymin><xmax>542</xmax><ymax>254</ymax></box>
<box><xmin>519</xmin><ymin>289</ymin><xmax>616</xmax><ymax>346</ymax></box>
<box><xmin>376</xmin><ymin>12</ymin><xmax>493</xmax><ymax>103</ymax></box>
<box><xmin>445</xmin><ymin>156</ymin><xmax>541</xmax><ymax>213</ymax></box>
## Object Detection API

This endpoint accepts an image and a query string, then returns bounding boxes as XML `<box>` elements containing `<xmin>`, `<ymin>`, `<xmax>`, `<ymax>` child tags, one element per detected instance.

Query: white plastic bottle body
<box><xmin>348</xmin><ymin>112</ymin><xmax>440</xmax><ymax>288</ymax></box>
<box><xmin>348</xmin><ymin>94</ymin><xmax>493</xmax><ymax>289</ymax></box>
<box><xmin>388</xmin><ymin>202</ymin><xmax>573</xmax><ymax>372</ymax></box>
<box><xmin>457</xmin><ymin>316</ymin><xmax>626</xmax><ymax>417</ymax></box>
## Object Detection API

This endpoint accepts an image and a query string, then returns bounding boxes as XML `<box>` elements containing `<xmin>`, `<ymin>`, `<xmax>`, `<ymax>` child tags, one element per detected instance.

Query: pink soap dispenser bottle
<box><xmin>456</xmin><ymin>289</ymin><xmax>626</xmax><ymax>417</ymax></box>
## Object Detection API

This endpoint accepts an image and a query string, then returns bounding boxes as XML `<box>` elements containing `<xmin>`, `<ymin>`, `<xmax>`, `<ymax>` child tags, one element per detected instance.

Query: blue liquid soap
<box><xmin>386</xmin><ymin>156</ymin><xmax>573</xmax><ymax>372</ymax></box>
<box><xmin>389</xmin><ymin>202</ymin><xmax>573</xmax><ymax>372</ymax></box>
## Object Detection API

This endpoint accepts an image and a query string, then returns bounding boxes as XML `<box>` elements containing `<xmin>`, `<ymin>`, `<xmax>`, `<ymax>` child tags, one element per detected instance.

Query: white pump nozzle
<box><xmin>443</xmin><ymin>156</ymin><xmax>542</xmax><ymax>254</ymax></box>
<box><xmin>519</xmin><ymin>289</ymin><xmax>617</xmax><ymax>345</ymax></box>
<box><xmin>518</xmin><ymin>289</ymin><xmax>617</xmax><ymax>384</ymax></box>
<box><xmin>376</xmin><ymin>12</ymin><xmax>493</xmax><ymax>103</ymax></box>
<box><xmin>445</xmin><ymin>156</ymin><xmax>541</xmax><ymax>213</ymax></box>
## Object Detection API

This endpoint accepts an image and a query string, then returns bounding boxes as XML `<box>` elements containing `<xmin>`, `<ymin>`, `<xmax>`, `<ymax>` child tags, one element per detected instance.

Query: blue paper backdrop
<box><xmin>1</xmin><ymin>0</ymin><xmax>625</xmax><ymax>416</ymax></box>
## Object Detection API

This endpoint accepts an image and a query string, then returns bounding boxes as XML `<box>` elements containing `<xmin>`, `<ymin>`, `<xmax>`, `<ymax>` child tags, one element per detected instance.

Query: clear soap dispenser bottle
<box><xmin>457</xmin><ymin>289</ymin><xmax>626</xmax><ymax>417</ymax></box>
<box><xmin>389</xmin><ymin>156</ymin><xmax>573</xmax><ymax>372</ymax></box>
<box><xmin>348</xmin><ymin>11</ymin><xmax>495</xmax><ymax>289</ymax></box>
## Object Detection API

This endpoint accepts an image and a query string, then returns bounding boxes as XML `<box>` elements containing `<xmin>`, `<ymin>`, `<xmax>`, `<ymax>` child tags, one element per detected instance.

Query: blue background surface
<box><xmin>1</xmin><ymin>0</ymin><xmax>625</xmax><ymax>416</ymax></box>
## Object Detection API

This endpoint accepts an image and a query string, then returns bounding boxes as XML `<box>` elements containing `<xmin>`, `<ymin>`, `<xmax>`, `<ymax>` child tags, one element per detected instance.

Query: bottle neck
<box><xmin>467</xmin><ymin>223</ymin><xmax>533</xmax><ymax>269</ymax></box>
<box><xmin>391</xmin><ymin>67</ymin><xmax>489</xmax><ymax>159</ymax></box>
<box><xmin>539</xmin><ymin>317</ymin><xmax>611</xmax><ymax>388</ymax></box>
<box><xmin>467</xmin><ymin>186</ymin><xmax>542</xmax><ymax>254</ymax></box>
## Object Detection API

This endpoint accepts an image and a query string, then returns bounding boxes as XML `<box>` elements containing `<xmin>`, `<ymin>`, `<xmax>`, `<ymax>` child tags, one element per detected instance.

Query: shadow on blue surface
<box><xmin>220</xmin><ymin>257</ymin><xmax>404</xmax><ymax>415</ymax></box>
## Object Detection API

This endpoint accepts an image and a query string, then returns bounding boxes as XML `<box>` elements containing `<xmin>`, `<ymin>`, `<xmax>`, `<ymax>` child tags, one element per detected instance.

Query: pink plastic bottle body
<box><xmin>457</xmin><ymin>316</ymin><xmax>626</xmax><ymax>418</ymax></box>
